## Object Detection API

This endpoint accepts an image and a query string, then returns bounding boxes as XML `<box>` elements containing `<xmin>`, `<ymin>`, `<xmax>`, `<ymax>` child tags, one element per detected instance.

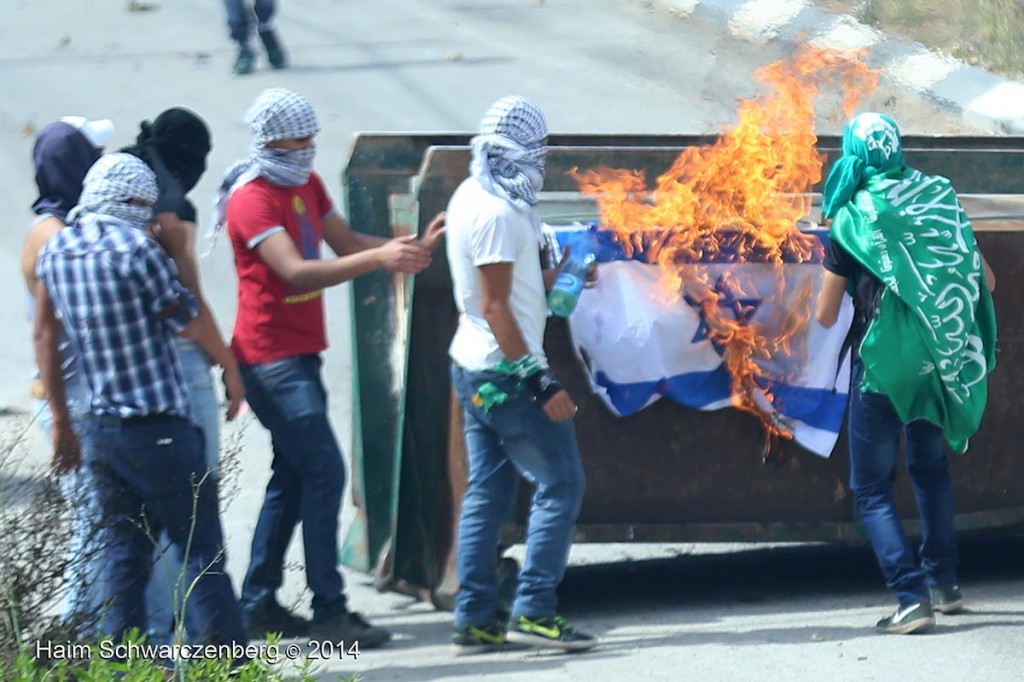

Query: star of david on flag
<box><xmin>550</xmin><ymin>224</ymin><xmax>854</xmax><ymax>458</ymax></box>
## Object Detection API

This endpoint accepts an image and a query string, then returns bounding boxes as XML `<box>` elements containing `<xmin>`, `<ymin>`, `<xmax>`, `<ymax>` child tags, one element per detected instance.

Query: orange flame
<box><xmin>572</xmin><ymin>45</ymin><xmax>879</xmax><ymax>458</ymax></box>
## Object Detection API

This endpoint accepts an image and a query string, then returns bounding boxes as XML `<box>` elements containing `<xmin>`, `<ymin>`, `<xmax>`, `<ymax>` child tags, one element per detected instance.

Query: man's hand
<box><xmin>419</xmin><ymin>211</ymin><xmax>446</xmax><ymax>252</ymax></box>
<box><xmin>51</xmin><ymin>421</ymin><xmax>82</xmax><ymax>475</ymax></box>
<box><xmin>584</xmin><ymin>260</ymin><xmax>598</xmax><ymax>289</ymax></box>
<box><xmin>376</xmin><ymin>235</ymin><xmax>432</xmax><ymax>274</ymax></box>
<box><xmin>521</xmin><ymin>365</ymin><xmax>578</xmax><ymax>422</ymax></box>
<box><xmin>151</xmin><ymin>212</ymin><xmax>191</xmax><ymax>258</ymax></box>
<box><xmin>543</xmin><ymin>389</ymin><xmax>578</xmax><ymax>422</ymax></box>
<box><xmin>222</xmin><ymin>362</ymin><xmax>246</xmax><ymax>421</ymax></box>
<box><xmin>543</xmin><ymin>246</ymin><xmax>570</xmax><ymax>291</ymax></box>
<box><xmin>543</xmin><ymin>245</ymin><xmax>598</xmax><ymax>291</ymax></box>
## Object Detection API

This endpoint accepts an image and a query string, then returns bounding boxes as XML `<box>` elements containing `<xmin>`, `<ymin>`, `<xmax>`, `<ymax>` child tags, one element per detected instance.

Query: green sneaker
<box><xmin>875</xmin><ymin>601</ymin><xmax>936</xmax><ymax>634</ymax></box>
<box><xmin>930</xmin><ymin>585</ymin><xmax>965</xmax><ymax>614</ymax></box>
<box><xmin>232</xmin><ymin>48</ymin><xmax>255</xmax><ymax>76</ymax></box>
<box><xmin>507</xmin><ymin>614</ymin><xmax>597</xmax><ymax>651</ymax></box>
<box><xmin>452</xmin><ymin>622</ymin><xmax>509</xmax><ymax>656</ymax></box>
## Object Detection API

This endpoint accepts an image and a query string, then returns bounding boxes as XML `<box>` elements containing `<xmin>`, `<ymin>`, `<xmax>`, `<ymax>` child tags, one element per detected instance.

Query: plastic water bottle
<box><xmin>548</xmin><ymin>236</ymin><xmax>597</xmax><ymax>317</ymax></box>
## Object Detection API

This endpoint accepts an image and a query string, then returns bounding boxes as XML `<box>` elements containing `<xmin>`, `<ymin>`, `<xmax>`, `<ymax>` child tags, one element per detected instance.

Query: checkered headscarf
<box><xmin>210</xmin><ymin>88</ymin><xmax>322</xmax><ymax>249</ymax></box>
<box><xmin>70</xmin><ymin>152</ymin><xmax>159</xmax><ymax>229</ymax></box>
<box><xmin>470</xmin><ymin>95</ymin><xmax>548</xmax><ymax>209</ymax></box>
<box><xmin>245</xmin><ymin>87</ymin><xmax>321</xmax><ymax>146</ymax></box>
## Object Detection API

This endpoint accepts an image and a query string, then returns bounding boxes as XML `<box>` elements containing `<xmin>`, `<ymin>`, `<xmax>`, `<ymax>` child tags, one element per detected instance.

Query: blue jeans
<box><xmin>86</xmin><ymin>413</ymin><xmax>246</xmax><ymax>646</ymax></box>
<box><xmin>223</xmin><ymin>0</ymin><xmax>276</xmax><ymax>45</ymax></box>
<box><xmin>33</xmin><ymin>370</ymin><xmax>106</xmax><ymax>638</ymax></box>
<box><xmin>147</xmin><ymin>340</ymin><xmax>222</xmax><ymax>643</ymax></box>
<box><xmin>239</xmin><ymin>354</ymin><xmax>348</xmax><ymax>621</ymax></box>
<box><xmin>848</xmin><ymin>362</ymin><xmax>958</xmax><ymax>607</ymax></box>
<box><xmin>450</xmin><ymin>364</ymin><xmax>586</xmax><ymax>628</ymax></box>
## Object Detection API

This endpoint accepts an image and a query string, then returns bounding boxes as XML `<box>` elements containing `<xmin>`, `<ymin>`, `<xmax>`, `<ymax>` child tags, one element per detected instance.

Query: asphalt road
<box><xmin>2</xmin><ymin>1</ymin><xmax>1021</xmax><ymax>680</ymax></box>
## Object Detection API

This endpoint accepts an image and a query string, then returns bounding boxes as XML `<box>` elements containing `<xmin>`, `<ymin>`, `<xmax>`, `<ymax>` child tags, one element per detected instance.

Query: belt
<box><xmin>93</xmin><ymin>413</ymin><xmax>182</xmax><ymax>427</ymax></box>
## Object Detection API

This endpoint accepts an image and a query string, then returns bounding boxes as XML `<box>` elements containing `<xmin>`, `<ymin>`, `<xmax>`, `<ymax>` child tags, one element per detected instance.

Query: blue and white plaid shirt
<box><xmin>36</xmin><ymin>213</ymin><xmax>198</xmax><ymax>419</ymax></box>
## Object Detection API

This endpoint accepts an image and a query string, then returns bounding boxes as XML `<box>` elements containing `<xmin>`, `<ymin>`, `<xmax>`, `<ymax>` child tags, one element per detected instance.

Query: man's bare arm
<box><xmin>21</xmin><ymin>216</ymin><xmax>63</xmax><ymax>294</ymax></box>
<box><xmin>152</xmin><ymin>219</ymin><xmax>244</xmax><ymax>418</ymax></box>
<box><xmin>33</xmin><ymin>284</ymin><xmax>81</xmax><ymax>474</ymax></box>
<box><xmin>478</xmin><ymin>262</ymin><xmax>577</xmax><ymax>422</ymax></box>
<box><xmin>816</xmin><ymin>270</ymin><xmax>848</xmax><ymax>329</ymax></box>
<box><xmin>256</xmin><ymin>229</ymin><xmax>430</xmax><ymax>291</ymax></box>
<box><xmin>322</xmin><ymin>210</ymin><xmax>446</xmax><ymax>257</ymax></box>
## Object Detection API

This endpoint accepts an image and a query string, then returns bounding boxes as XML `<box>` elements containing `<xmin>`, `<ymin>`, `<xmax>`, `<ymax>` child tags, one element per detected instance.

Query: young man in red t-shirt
<box><xmin>218</xmin><ymin>88</ymin><xmax>444</xmax><ymax>645</ymax></box>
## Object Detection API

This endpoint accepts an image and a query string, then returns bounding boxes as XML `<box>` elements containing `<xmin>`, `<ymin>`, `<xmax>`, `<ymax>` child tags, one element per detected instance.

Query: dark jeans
<box><xmin>239</xmin><ymin>354</ymin><xmax>347</xmax><ymax>621</ymax></box>
<box><xmin>848</xmin><ymin>362</ymin><xmax>958</xmax><ymax>607</ymax></box>
<box><xmin>86</xmin><ymin>413</ymin><xmax>246</xmax><ymax>645</ymax></box>
<box><xmin>450</xmin><ymin>364</ymin><xmax>586</xmax><ymax>628</ymax></box>
<box><xmin>223</xmin><ymin>0</ymin><xmax>276</xmax><ymax>45</ymax></box>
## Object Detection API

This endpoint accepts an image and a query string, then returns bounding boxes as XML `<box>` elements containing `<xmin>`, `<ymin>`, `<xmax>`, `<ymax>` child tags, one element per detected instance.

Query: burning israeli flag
<box><xmin>552</xmin><ymin>224</ymin><xmax>854</xmax><ymax>458</ymax></box>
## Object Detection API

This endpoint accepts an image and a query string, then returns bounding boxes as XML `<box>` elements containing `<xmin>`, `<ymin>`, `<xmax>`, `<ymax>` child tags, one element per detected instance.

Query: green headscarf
<box><xmin>822</xmin><ymin>112</ymin><xmax>906</xmax><ymax>220</ymax></box>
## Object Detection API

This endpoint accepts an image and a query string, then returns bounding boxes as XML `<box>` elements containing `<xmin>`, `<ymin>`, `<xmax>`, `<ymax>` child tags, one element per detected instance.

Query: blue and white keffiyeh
<box><xmin>470</xmin><ymin>95</ymin><xmax>548</xmax><ymax>209</ymax></box>
<box><xmin>68</xmin><ymin>153</ymin><xmax>159</xmax><ymax>230</ymax></box>
<box><xmin>210</xmin><ymin>88</ymin><xmax>321</xmax><ymax>245</ymax></box>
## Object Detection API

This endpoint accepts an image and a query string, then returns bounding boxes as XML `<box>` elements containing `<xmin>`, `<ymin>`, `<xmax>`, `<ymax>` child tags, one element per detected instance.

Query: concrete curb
<box><xmin>657</xmin><ymin>0</ymin><xmax>1024</xmax><ymax>134</ymax></box>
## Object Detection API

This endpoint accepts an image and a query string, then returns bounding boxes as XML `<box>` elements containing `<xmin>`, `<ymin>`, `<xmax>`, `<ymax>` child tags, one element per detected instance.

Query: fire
<box><xmin>572</xmin><ymin>45</ymin><xmax>879</xmax><ymax>458</ymax></box>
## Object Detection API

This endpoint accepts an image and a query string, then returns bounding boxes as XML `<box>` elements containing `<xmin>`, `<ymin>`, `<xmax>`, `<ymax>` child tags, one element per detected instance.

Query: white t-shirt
<box><xmin>446</xmin><ymin>177</ymin><xmax>549</xmax><ymax>371</ymax></box>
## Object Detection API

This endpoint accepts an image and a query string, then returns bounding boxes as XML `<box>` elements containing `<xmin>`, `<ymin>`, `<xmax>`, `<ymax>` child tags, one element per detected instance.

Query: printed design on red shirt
<box><xmin>228</xmin><ymin>175</ymin><xmax>330</xmax><ymax>365</ymax></box>
<box><xmin>284</xmin><ymin>193</ymin><xmax>323</xmax><ymax>305</ymax></box>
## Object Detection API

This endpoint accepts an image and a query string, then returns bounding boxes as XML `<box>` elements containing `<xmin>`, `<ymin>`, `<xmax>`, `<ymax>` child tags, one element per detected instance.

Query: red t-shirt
<box><xmin>227</xmin><ymin>173</ymin><xmax>334</xmax><ymax>365</ymax></box>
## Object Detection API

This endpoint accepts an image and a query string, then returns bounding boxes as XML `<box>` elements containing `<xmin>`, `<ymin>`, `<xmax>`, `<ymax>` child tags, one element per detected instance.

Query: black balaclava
<box><xmin>123</xmin><ymin>107</ymin><xmax>212</xmax><ymax>220</ymax></box>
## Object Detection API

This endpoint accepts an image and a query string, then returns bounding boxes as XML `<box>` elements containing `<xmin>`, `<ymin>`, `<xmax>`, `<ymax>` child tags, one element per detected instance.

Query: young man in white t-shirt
<box><xmin>446</xmin><ymin>95</ymin><xmax>596</xmax><ymax>654</ymax></box>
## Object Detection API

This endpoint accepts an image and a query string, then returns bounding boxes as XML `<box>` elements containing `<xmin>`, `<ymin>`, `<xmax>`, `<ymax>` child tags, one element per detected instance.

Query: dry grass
<box><xmin>822</xmin><ymin>0</ymin><xmax>1024</xmax><ymax>78</ymax></box>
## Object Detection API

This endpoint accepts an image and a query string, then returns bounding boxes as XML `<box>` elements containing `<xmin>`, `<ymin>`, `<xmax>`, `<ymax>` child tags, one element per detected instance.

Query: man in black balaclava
<box><xmin>123</xmin><ymin>107</ymin><xmax>212</xmax><ymax>222</ymax></box>
<box><xmin>123</xmin><ymin>107</ymin><xmax>247</xmax><ymax>646</ymax></box>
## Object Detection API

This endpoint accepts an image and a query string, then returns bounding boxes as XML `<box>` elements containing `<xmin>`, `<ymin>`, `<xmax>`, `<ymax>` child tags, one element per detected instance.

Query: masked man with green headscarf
<box><xmin>816</xmin><ymin>112</ymin><xmax>997</xmax><ymax>635</ymax></box>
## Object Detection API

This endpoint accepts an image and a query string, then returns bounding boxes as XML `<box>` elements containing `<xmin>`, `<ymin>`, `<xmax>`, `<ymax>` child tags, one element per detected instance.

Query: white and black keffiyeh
<box><xmin>245</xmin><ymin>87</ymin><xmax>321</xmax><ymax>147</ymax></box>
<box><xmin>209</xmin><ymin>88</ymin><xmax>321</xmax><ymax>248</ymax></box>
<box><xmin>68</xmin><ymin>153</ymin><xmax>159</xmax><ymax>230</ymax></box>
<box><xmin>470</xmin><ymin>95</ymin><xmax>548</xmax><ymax>209</ymax></box>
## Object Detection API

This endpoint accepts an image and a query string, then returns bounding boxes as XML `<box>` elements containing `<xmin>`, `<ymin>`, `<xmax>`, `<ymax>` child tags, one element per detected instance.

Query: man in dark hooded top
<box><xmin>21</xmin><ymin>116</ymin><xmax>112</xmax><ymax>638</ymax></box>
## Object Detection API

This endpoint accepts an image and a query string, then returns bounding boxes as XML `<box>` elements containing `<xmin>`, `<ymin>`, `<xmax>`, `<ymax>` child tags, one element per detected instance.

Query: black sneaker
<box><xmin>310</xmin><ymin>611</ymin><xmax>391</xmax><ymax>649</ymax></box>
<box><xmin>875</xmin><ymin>601</ymin><xmax>936</xmax><ymax>634</ymax></box>
<box><xmin>258</xmin><ymin>30</ymin><xmax>287</xmax><ymax>69</ymax></box>
<box><xmin>452</xmin><ymin>622</ymin><xmax>511</xmax><ymax>656</ymax></box>
<box><xmin>243</xmin><ymin>601</ymin><xmax>310</xmax><ymax>639</ymax></box>
<box><xmin>233</xmin><ymin>47</ymin><xmax>255</xmax><ymax>75</ymax></box>
<box><xmin>507</xmin><ymin>614</ymin><xmax>597</xmax><ymax>651</ymax></box>
<box><xmin>930</xmin><ymin>585</ymin><xmax>965</xmax><ymax>614</ymax></box>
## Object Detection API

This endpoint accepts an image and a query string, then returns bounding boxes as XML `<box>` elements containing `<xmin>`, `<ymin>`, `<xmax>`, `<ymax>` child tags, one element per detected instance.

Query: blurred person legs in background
<box><xmin>223</xmin><ymin>0</ymin><xmax>286</xmax><ymax>75</ymax></box>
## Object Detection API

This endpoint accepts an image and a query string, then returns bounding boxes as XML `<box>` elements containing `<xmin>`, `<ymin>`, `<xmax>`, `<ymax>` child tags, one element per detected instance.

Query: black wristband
<box><xmin>524</xmin><ymin>368</ymin><xmax>563</xmax><ymax>406</ymax></box>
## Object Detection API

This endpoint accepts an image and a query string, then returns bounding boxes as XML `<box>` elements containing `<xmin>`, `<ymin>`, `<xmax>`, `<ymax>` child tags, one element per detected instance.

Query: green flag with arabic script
<box><xmin>830</xmin><ymin>167</ymin><xmax>997</xmax><ymax>452</ymax></box>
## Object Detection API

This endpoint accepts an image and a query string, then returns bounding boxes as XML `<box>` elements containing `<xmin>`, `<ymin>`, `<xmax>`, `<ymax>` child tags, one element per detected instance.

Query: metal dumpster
<box><xmin>338</xmin><ymin>133</ymin><xmax>1024</xmax><ymax>607</ymax></box>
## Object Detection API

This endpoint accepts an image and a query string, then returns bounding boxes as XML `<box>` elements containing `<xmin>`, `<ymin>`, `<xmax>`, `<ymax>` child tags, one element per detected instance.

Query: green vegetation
<box><xmin>1</xmin><ymin>415</ymin><xmax>361</xmax><ymax>681</ymax></box>
<box><xmin>826</xmin><ymin>0</ymin><xmax>1024</xmax><ymax>78</ymax></box>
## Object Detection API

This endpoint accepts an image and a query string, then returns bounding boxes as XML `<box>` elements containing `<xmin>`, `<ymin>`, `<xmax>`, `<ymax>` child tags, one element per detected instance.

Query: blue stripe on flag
<box><xmin>552</xmin><ymin>223</ymin><xmax>852</xmax><ymax>457</ymax></box>
<box><xmin>594</xmin><ymin>368</ymin><xmax>846</xmax><ymax>433</ymax></box>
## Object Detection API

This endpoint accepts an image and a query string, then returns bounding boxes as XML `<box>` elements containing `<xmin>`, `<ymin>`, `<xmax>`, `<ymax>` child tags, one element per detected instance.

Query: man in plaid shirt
<box><xmin>34</xmin><ymin>153</ymin><xmax>247</xmax><ymax>649</ymax></box>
